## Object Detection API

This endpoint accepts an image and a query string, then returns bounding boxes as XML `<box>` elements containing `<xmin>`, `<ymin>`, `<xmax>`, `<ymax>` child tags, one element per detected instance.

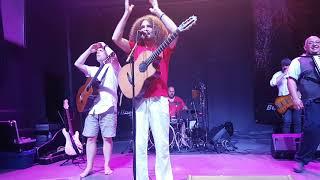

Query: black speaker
<box><xmin>208</xmin><ymin>122</ymin><xmax>236</xmax><ymax>153</ymax></box>
<box><xmin>271</xmin><ymin>133</ymin><xmax>301</xmax><ymax>159</ymax></box>
<box><xmin>316</xmin><ymin>144</ymin><xmax>320</xmax><ymax>158</ymax></box>
<box><xmin>209</xmin><ymin>127</ymin><xmax>230</xmax><ymax>142</ymax></box>
<box><xmin>208</xmin><ymin>121</ymin><xmax>234</xmax><ymax>142</ymax></box>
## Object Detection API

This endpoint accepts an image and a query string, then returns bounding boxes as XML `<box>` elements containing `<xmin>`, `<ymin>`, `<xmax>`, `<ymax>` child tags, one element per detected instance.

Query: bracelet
<box><xmin>160</xmin><ymin>13</ymin><xmax>165</xmax><ymax>20</ymax></box>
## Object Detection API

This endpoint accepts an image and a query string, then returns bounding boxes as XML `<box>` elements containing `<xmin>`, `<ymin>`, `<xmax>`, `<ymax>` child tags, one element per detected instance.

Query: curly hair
<box><xmin>128</xmin><ymin>15</ymin><xmax>168</xmax><ymax>46</ymax></box>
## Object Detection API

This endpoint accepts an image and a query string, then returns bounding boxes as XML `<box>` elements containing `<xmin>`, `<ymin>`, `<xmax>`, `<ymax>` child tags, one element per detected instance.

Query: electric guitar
<box><xmin>62</xmin><ymin>99</ymin><xmax>83</xmax><ymax>156</ymax></box>
<box><xmin>118</xmin><ymin>15</ymin><xmax>197</xmax><ymax>98</ymax></box>
<box><xmin>274</xmin><ymin>95</ymin><xmax>293</xmax><ymax>114</ymax></box>
<box><xmin>76</xmin><ymin>52</ymin><xmax>116</xmax><ymax>112</ymax></box>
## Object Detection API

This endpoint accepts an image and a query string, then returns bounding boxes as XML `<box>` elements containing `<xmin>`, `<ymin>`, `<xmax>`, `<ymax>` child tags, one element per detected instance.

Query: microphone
<box><xmin>137</xmin><ymin>30</ymin><xmax>147</xmax><ymax>38</ymax></box>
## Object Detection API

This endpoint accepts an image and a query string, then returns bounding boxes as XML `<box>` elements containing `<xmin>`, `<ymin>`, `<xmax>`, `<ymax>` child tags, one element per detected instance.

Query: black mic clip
<box><xmin>137</xmin><ymin>30</ymin><xmax>146</xmax><ymax>39</ymax></box>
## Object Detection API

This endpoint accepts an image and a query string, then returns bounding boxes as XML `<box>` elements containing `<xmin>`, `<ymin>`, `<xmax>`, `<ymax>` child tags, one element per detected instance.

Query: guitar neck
<box><xmin>145</xmin><ymin>30</ymin><xmax>180</xmax><ymax>67</ymax></box>
<box><xmin>65</xmin><ymin>109</ymin><xmax>74</xmax><ymax>136</ymax></box>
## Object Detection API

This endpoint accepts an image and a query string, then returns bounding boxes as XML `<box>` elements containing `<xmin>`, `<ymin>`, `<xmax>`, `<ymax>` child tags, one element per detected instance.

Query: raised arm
<box><xmin>112</xmin><ymin>0</ymin><xmax>134</xmax><ymax>53</ymax></box>
<box><xmin>148</xmin><ymin>0</ymin><xmax>178</xmax><ymax>48</ymax></box>
<box><xmin>270</xmin><ymin>70</ymin><xmax>288</xmax><ymax>87</ymax></box>
<box><xmin>74</xmin><ymin>44</ymin><xmax>97</xmax><ymax>75</ymax></box>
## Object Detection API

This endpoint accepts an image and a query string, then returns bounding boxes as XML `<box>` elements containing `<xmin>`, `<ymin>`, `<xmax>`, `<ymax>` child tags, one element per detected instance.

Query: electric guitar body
<box><xmin>62</xmin><ymin>99</ymin><xmax>83</xmax><ymax>156</ymax></box>
<box><xmin>62</xmin><ymin>129</ymin><xmax>82</xmax><ymax>156</ymax></box>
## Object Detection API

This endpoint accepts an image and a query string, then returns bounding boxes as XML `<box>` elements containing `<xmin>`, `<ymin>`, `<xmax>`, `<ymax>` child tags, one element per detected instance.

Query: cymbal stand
<box><xmin>199</xmin><ymin>82</ymin><xmax>209</xmax><ymax>145</ymax></box>
<box><xmin>191</xmin><ymin>101</ymin><xmax>205</xmax><ymax>148</ymax></box>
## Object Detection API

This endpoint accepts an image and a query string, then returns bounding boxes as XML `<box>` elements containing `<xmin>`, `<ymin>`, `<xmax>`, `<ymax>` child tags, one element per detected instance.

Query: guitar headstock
<box><xmin>103</xmin><ymin>52</ymin><xmax>116</xmax><ymax>64</ymax></box>
<box><xmin>177</xmin><ymin>15</ymin><xmax>197</xmax><ymax>32</ymax></box>
<box><xmin>63</xmin><ymin>99</ymin><xmax>69</xmax><ymax>110</ymax></box>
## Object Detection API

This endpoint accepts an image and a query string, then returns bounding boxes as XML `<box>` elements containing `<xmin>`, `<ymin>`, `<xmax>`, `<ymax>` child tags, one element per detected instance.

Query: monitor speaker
<box><xmin>271</xmin><ymin>133</ymin><xmax>301</xmax><ymax>159</ymax></box>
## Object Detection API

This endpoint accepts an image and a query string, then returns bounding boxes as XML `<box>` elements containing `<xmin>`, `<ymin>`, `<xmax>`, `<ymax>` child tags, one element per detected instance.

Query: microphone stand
<box><xmin>127</xmin><ymin>33</ymin><xmax>140</xmax><ymax>180</ymax></box>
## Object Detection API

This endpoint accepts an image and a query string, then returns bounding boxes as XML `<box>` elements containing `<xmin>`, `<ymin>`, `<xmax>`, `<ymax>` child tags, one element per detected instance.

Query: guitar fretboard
<box><xmin>65</xmin><ymin>109</ymin><xmax>74</xmax><ymax>136</ymax></box>
<box><xmin>144</xmin><ymin>30</ymin><xmax>180</xmax><ymax>67</ymax></box>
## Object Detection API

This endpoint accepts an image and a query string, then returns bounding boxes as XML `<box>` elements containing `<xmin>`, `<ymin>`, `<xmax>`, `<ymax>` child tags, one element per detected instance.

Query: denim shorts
<box><xmin>82</xmin><ymin>107</ymin><xmax>117</xmax><ymax>138</ymax></box>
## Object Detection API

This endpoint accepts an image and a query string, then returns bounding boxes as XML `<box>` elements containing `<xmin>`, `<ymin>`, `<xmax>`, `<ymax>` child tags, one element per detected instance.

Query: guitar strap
<box><xmin>299</xmin><ymin>70</ymin><xmax>320</xmax><ymax>85</ymax></box>
<box><xmin>99</xmin><ymin>66</ymin><xmax>109</xmax><ymax>87</ymax></box>
<box><xmin>311</xmin><ymin>55</ymin><xmax>320</xmax><ymax>79</ymax></box>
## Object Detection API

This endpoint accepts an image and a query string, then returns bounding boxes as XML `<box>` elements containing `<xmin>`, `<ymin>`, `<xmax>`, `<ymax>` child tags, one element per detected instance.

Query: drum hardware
<box><xmin>158</xmin><ymin>80</ymin><xmax>209</xmax><ymax>152</ymax></box>
<box><xmin>192</xmin><ymin>89</ymin><xmax>200</xmax><ymax>99</ymax></box>
<box><xmin>170</xmin><ymin>115</ymin><xmax>208</xmax><ymax>151</ymax></box>
<box><xmin>172</xmin><ymin>118</ymin><xmax>200</xmax><ymax>151</ymax></box>
<box><xmin>173</xmin><ymin>122</ymin><xmax>192</xmax><ymax>150</ymax></box>
<box><xmin>186</xmin><ymin>81</ymin><xmax>209</xmax><ymax>149</ymax></box>
<box><xmin>148</xmin><ymin>125</ymin><xmax>179</xmax><ymax>151</ymax></box>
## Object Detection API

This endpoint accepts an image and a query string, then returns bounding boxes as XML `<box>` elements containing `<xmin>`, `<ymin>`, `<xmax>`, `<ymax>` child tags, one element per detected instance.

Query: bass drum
<box><xmin>148</xmin><ymin>125</ymin><xmax>175</xmax><ymax>151</ymax></box>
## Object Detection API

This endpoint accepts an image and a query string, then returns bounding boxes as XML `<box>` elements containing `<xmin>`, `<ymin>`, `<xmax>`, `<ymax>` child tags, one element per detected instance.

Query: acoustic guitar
<box><xmin>76</xmin><ymin>52</ymin><xmax>115</xmax><ymax>112</ymax></box>
<box><xmin>62</xmin><ymin>99</ymin><xmax>83</xmax><ymax>156</ymax></box>
<box><xmin>118</xmin><ymin>15</ymin><xmax>197</xmax><ymax>98</ymax></box>
<box><xmin>274</xmin><ymin>95</ymin><xmax>293</xmax><ymax>114</ymax></box>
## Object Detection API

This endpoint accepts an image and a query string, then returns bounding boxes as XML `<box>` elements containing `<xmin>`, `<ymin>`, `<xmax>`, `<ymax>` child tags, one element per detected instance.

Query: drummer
<box><xmin>168</xmin><ymin>86</ymin><xmax>188</xmax><ymax>120</ymax></box>
<box><xmin>168</xmin><ymin>86</ymin><xmax>191</xmax><ymax>148</ymax></box>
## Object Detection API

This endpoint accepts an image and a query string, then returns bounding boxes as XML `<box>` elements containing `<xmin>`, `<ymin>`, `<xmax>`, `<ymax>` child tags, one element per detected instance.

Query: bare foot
<box><xmin>80</xmin><ymin>168</ymin><xmax>92</xmax><ymax>178</ymax></box>
<box><xmin>104</xmin><ymin>166</ymin><xmax>113</xmax><ymax>175</ymax></box>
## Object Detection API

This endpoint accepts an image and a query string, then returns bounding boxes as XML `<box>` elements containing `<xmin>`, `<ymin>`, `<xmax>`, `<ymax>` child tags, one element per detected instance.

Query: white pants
<box><xmin>135</xmin><ymin>96</ymin><xmax>173</xmax><ymax>180</ymax></box>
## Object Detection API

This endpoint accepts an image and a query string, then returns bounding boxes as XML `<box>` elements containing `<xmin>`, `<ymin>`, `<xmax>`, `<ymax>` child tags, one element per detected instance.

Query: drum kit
<box><xmin>148</xmin><ymin>82</ymin><xmax>209</xmax><ymax>152</ymax></box>
<box><xmin>148</xmin><ymin>111</ymin><xmax>205</xmax><ymax>152</ymax></box>
<box><xmin>173</xmin><ymin>109</ymin><xmax>207</xmax><ymax>150</ymax></box>
<box><xmin>148</xmin><ymin>108</ymin><xmax>207</xmax><ymax>151</ymax></box>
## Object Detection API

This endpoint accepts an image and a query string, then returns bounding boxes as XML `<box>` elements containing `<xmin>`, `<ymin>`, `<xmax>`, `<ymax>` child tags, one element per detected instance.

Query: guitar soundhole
<box><xmin>139</xmin><ymin>62</ymin><xmax>147</xmax><ymax>72</ymax></box>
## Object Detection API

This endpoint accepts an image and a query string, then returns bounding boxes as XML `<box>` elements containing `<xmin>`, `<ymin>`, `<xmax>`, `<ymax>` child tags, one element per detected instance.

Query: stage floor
<box><xmin>1</xmin><ymin>127</ymin><xmax>319</xmax><ymax>180</ymax></box>
<box><xmin>0</xmin><ymin>152</ymin><xmax>319</xmax><ymax>180</ymax></box>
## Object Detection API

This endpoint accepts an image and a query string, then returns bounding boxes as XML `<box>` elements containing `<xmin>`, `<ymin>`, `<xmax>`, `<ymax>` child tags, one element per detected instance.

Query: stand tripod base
<box><xmin>60</xmin><ymin>154</ymin><xmax>85</xmax><ymax>166</ymax></box>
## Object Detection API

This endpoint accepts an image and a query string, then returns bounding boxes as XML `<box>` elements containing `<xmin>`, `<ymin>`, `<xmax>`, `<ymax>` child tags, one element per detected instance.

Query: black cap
<box><xmin>281</xmin><ymin>58</ymin><xmax>291</xmax><ymax>67</ymax></box>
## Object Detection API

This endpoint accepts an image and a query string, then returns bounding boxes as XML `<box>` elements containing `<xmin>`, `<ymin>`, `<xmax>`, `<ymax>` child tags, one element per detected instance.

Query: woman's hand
<box><xmin>148</xmin><ymin>0</ymin><xmax>162</xmax><ymax>16</ymax></box>
<box><xmin>125</xmin><ymin>0</ymin><xmax>134</xmax><ymax>14</ymax></box>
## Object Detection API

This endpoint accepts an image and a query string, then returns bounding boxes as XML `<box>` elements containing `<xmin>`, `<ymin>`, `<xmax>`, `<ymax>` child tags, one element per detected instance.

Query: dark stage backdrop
<box><xmin>1</xmin><ymin>0</ymin><xmax>320</xmax><ymax>138</ymax></box>
<box><xmin>0</xmin><ymin>1</ymin><xmax>66</xmax><ymax>129</ymax></box>
<box><xmin>67</xmin><ymin>0</ymin><xmax>255</xmax><ymax>136</ymax></box>
<box><xmin>253</xmin><ymin>0</ymin><xmax>320</xmax><ymax>125</ymax></box>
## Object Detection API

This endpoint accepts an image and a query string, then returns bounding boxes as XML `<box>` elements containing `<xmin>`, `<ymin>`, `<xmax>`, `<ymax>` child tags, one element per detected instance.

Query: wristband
<box><xmin>160</xmin><ymin>13</ymin><xmax>165</xmax><ymax>20</ymax></box>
